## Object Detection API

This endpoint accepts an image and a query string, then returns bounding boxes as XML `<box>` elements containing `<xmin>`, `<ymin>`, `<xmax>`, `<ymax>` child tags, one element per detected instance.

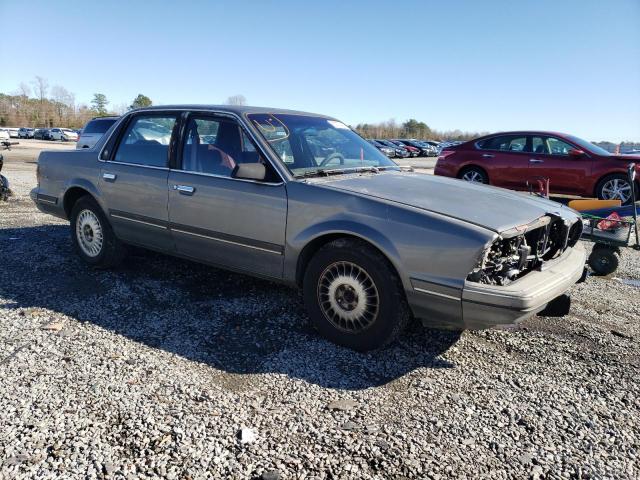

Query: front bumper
<box><xmin>409</xmin><ymin>244</ymin><xmax>586</xmax><ymax>330</ymax></box>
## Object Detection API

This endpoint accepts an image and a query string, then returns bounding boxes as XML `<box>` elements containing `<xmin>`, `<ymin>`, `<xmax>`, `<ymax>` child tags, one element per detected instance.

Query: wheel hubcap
<box><xmin>317</xmin><ymin>261</ymin><xmax>379</xmax><ymax>333</ymax></box>
<box><xmin>462</xmin><ymin>170</ymin><xmax>483</xmax><ymax>183</ymax></box>
<box><xmin>601</xmin><ymin>179</ymin><xmax>631</xmax><ymax>203</ymax></box>
<box><xmin>76</xmin><ymin>209</ymin><xmax>104</xmax><ymax>257</ymax></box>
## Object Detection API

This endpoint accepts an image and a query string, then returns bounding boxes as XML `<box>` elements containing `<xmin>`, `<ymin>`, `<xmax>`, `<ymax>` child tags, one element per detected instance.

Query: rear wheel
<box><xmin>458</xmin><ymin>166</ymin><xmax>488</xmax><ymax>184</ymax></box>
<box><xmin>303</xmin><ymin>239</ymin><xmax>410</xmax><ymax>351</ymax></box>
<box><xmin>70</xmin><ymin>196</ymin><xmax>126</xmax><ymax>268</ymax></box>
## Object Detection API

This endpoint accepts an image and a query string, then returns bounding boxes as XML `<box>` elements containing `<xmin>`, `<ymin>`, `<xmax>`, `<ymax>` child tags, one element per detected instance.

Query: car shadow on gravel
<box><xmin>0</xmin><ymin>225</ymin><xmax>460</xmax><ymax>390</ymax></box>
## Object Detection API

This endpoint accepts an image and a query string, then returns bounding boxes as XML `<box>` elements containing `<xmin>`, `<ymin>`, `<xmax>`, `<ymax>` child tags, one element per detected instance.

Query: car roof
<box><xmin>475</xmin><ymin>131</ymin><xmax>571</xmax><ymax>140</ymax></box>
<box><xmin>131</xmin><ymin>104</ymin><xmax>334</xmax><ymax>119</ymax></box>
<box><xmin>89</xmin><ymin>116</ymin><xmax>120</xmax><ymax>121</ymax></box>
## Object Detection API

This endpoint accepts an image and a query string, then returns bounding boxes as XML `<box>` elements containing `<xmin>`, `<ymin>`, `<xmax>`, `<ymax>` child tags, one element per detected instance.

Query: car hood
<box><xmin>313</xmin><ymin>171</ymin><xmax>576</xmax><ymax>233</ymax></box>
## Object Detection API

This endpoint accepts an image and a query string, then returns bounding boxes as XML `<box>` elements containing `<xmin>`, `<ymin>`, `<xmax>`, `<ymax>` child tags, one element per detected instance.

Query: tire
<box><xmin>70</xmin><ymin>195</ymin><xmax>126</xmax><ymax>268</ymax></box>
<box><xmin>458</xmin><ymin>166</ymin><xmax>488</xmax><ymax>184</ymax></box>
<box><xmin>588</xmin><ymin>245</ymin><xmax>619</xmax><ymax>276</ymax></box>
<box><xmin>302</xmin><ymin>238</ymin><xmax>411</xmax><ymax>351</ymax></box>
<box><xmin>596</xmin><ymin>174</ymin><xmax>636</xmax><ymax>205</ymax></box>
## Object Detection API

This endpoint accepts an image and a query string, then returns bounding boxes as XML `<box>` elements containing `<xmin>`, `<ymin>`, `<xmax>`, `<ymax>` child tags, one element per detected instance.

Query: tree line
<box><xmin>0</xmin><ymin>78</ymin><xmax>250</xmax><ymax>129</ymax></box>
<box><xmin>0</xmin><ymin>77</ymin><xmax>155</xmax><ymax>128</ymax></box>
<box><xmin>353</xmin><ymin>118</ymin><xmax>487</xmax><ymax>142</ymax></box>
<box><xmin>3</xmin><ymin>78</ymin><xmax>635</xmax><ymax>148</ymax></box>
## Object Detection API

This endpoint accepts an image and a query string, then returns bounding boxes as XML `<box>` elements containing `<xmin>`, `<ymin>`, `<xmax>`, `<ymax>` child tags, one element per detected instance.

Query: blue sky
<box><xmin>1</xmin><ymin>0</ymin><xmax>638</xmax><ymax>141</ymax></box>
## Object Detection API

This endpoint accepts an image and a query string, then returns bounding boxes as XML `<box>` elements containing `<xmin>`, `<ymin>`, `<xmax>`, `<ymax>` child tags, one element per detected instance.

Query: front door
<box><xmin>99</xmin><ymin>113</ymin><xmax>178</xmax><ymax>252</ymax></box>
<box><xmin>527</xmin><ymin>135</ymin><xmax>593</xmax><ymax>195</ymax></box>
<box><xmin>168</xmin><ymin>114</ymin><xmax>287</xmax><ymax>278</ymax></box>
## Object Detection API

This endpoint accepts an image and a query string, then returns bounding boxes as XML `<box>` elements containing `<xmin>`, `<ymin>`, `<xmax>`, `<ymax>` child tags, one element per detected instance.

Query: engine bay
<box><xmin>467</xmin><ymin>215</ymin><xmax>582</xmax><ymax>286</ymax></box>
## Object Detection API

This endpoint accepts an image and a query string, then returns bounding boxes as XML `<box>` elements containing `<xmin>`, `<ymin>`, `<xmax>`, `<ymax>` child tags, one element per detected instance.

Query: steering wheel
<box><xmin>319</xmin><ymin>152</ymin><xmax>345</xmax><ymax>167</ymax></box>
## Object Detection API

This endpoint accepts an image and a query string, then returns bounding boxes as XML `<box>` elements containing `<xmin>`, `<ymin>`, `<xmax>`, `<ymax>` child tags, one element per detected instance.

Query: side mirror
<box><xmin>232</xmin><ymin>162</ymin><xmax>266</xmax><ymax>181</ymax></box>
<box><xmin>568</xmin><ymin>149</ymin><xmax>585</xmax><ymax>158</ymax></box>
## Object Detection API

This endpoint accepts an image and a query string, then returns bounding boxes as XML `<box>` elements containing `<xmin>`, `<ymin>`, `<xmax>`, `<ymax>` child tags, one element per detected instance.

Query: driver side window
<box><xmin>547</xmin><ymin>137</ymin><xmax>575</xmax><ymax>156</ymax></box>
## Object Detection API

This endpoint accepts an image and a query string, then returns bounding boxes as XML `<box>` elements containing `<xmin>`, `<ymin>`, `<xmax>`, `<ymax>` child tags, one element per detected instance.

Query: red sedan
<box><xmin>435</xmin><ymin>131</ymin><xmax>640</xmax><ymax>203</ymax></box>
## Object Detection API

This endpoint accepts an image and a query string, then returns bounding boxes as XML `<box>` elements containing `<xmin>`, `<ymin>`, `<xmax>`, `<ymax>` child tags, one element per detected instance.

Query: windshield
<box><xmin>565</xmin><ymin>135</ymin><xmax>611</xmax><ymax>156</ymax></box>
<box><xmin>248</xmin><ymin>113</ymin><xmax>398</xmax><ymax>177</ymax></box>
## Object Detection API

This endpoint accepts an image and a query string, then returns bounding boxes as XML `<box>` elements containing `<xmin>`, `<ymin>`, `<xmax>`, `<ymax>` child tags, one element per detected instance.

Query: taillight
<box><xmin>437</xmin><ymin>149</ymin><xmax>456</xmax><ymax>162</ymax></box>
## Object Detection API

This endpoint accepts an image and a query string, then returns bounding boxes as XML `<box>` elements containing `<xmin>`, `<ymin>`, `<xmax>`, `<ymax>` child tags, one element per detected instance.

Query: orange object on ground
<box><xmin>567</xmin><ymin>199</ymin><xmax>621</xmax><ymax>212</ymax></box>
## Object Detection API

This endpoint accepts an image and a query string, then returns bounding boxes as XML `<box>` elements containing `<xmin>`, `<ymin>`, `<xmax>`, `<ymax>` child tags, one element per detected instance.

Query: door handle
<box><xmin>482</xmin><ymin>154</ymin><xmax>494</xmax><ymax>158</ymax></box>
<box><xmin>173</xmin><ymin>184</ymin><xmax>195</xmax><ymax>195</ymax></box>
<box><xmin>102</xmin><ymin>172</ymin><xmax>117</xmax><ymax>181</ymax></box>
<box><xmin>529</xmin><ymin>159</ymin><xmax>544</xmax><ymax>164</ymax></box>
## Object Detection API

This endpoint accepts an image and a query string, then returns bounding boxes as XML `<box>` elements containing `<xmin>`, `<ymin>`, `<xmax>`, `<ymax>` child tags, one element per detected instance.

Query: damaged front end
<box><xmin>467</xmin><ymin>214</ymin><xmax>583</xmax><ymax>286</ymax></box>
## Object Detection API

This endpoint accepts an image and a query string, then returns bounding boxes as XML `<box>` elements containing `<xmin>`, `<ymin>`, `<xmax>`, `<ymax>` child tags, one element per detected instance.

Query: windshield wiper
<box><xmin>322</xmin><ymin>166</ymin><xmax>383</xmax><ymax>175</ymax></box>
<box><xmin>294</xmin><ymin>169</ymin><xmax>330</xmax><ymax>179</ymax></box>
<box><xmin>294</xmin><ymin>165</ymin><xmax>396</xmax><ymax>179</ymax></box>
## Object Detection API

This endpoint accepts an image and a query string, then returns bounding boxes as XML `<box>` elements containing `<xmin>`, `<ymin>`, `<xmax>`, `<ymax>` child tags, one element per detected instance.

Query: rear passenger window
<box><xmin>478</xmin><ymin>135</ymin><xmax>527</xmax><ymax>152</ymax></box>
<box><xmin>114</xmin><ymin>115</ymin><xmax>177</xmax><ymax>167</ymax></box>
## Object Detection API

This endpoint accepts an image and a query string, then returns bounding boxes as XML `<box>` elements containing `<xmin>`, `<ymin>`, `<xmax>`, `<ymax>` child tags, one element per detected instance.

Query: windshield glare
<box><xmin>248</xmin><ymin>113</ymin><xmax>398</xmax><ymax>176</ymax></box>
<box><xmin>566</xmin><ymin>135</ymin><xmax>611</xmax><ymax>156</ymax></box>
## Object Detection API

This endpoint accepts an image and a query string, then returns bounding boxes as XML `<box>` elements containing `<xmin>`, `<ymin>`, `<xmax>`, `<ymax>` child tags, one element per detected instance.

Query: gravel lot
<box><xmin>1</xmin><ymin>144</ymin><xmax>639</xmax><ymax>479</ymax></box>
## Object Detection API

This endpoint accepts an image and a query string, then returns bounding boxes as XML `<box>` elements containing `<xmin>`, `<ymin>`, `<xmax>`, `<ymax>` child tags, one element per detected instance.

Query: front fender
<box><xmin>285</xmin><ymin>217</ymin><xmax>404</xmax><ymax>285</ymax></box>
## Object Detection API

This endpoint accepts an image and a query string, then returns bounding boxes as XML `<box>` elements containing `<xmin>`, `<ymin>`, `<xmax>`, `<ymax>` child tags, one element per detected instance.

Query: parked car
<box><xmin>6</xmin><ymin>128</ymin><xmax>20</xmax><ymax>138</ymax></box>
<box><xmin>394</xmin><ymin>139</ymin><xmax>432</xmax><ymax>157</ymax></box>
<box><xmin>76</xmin><ymin>116</ymin><xmax>120</xmax><ymax>149</ymax></box>
<box><xmin>32</xmin><ymin>106</ymin><xmax>585</xmax><ymax>351</ymax></box>
<box><xmin>388</xmin><ymin>140</ymin><xmax>420</xmax><ymax>157</ymax></box>
<box><xmin>435</xmin><ymin>131</ymin><xmax>640</xmax><ymax>204</ymax></box>
<box><xmin>50</xmin><ymin>128</ymin><xmax>79</xmax><ymax>142</ymax></box>
<box><xmin>367</xmin><ymin>139</ymin><xmax>396</xmax><ymax>158</ymax></box>
<box><xmin>412</xmin><ymin>140</ymin><xmax>439</xmax><ymax>156</ymax></box>
<box><xmin>18</xmin><ymin>127</ymin><xmax>35</xmax><ymax>139</ymax></box>
<box><xmin>34</xmin><ymin>129</ymin><xmax>50</xmax><ymax>140</ymax></box>
<box><xmin>375</xmin><ymin>139</ymin><xmax>410</xmax><ymax>158</ymax></box>
<box><xmin>0</xmin><ymin>129</ymin><xmax>10</xmax><ymax>142</ymax></box>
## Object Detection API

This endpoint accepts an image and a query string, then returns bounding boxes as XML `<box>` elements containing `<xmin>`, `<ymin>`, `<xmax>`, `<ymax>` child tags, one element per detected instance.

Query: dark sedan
<box><xmin>367</xmin><ymin>139</ymin><xmax>396</xmax><ymax>158</ymax></box>
<box><xmin>394</xmin><ymin>139</ymin><xmax>433</xmax><ymax>157</ymax></box>
<box><xmin>375</xmin><ymin>140</ymin><xmax>410</xmax><ymax>158</ymax></box>
<box><xmin>34</xmin><ymin>129</ymin><xmax>52</xmax><ymax>140</ymax></box>
<box><xmin>388</xmin><ymin>140</ymin><xmax>420</xmax><ymax>157</ymax></box>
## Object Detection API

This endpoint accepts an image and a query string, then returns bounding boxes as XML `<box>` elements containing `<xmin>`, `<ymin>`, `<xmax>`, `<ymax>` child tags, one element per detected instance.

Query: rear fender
<box><xmin>63</xmin><ymin>178</ymin><xmax>107</xmax><ymax>217</ymax></box>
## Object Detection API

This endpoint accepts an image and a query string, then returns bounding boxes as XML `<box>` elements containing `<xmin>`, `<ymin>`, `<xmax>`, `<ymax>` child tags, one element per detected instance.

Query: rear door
<box><xmin>167</xmin><ymin>113</ymin><xmax>287</xmax><ymax>278</ymax></box>
<box><xmin>473</xmin><ymin>134</ymin><xmax>530</xmax><ymax>189</ymax></box>
<box><xmin>98</xmin><ymin>112</ymin><xmax>178</xmax><ymax>251</ymax></box>
<box><xmin>527</xmin><ymin>135</ymin><xmax>593</xmax><ymax>194</ymax></box>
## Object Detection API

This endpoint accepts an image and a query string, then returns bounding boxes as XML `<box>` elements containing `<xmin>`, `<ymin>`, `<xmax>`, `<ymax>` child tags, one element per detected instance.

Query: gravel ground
<box><xmin>1</xmin><ymin>158</ymin><xmax>639</xmax><ymax>480</ymax></box>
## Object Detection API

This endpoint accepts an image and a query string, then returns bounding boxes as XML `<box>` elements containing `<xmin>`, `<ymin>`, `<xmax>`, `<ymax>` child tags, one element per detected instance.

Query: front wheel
<box><xmin>70</xmin><ymin>196</ymin><xmax>126</xmax><ymax>268</ymax></box>
<box><xmin>303</xmin><ymin>239</ymin><xmax>411</xmax><ymax>351</ymax></box>
<box><xmin>596</xmin><ymin>174</ymin><xmax>635</xmax><ymax>205</ymax></box>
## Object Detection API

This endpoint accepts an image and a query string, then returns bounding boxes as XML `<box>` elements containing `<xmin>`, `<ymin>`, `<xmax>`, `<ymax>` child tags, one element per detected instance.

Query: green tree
<box><xmin>91</xmin><ymin>93</ymin><xmax>109</xmax><ymax>116</ymax></box>
<box><xmin>402</xmin><ymin>119</ymin><xmax>431</xmax><ymax>139</ymax></box>
<box><xmin>129</xmin><ymin>94</ymin><xmax>152</xmax><ymax>110</ymax></box>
